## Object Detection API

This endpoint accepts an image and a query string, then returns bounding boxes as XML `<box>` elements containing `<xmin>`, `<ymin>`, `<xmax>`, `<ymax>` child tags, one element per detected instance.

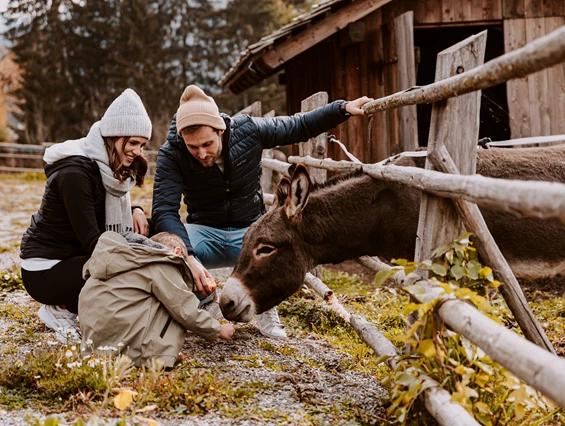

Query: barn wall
<box><xmin>504</xmin><ymin>16</ymin><xmax>565</xmax><ymax>138</ymax></box>
<box><xmin>283</xmin><ymin>0</ymin><xmax>564</xmax><ymax>163</ymax></box>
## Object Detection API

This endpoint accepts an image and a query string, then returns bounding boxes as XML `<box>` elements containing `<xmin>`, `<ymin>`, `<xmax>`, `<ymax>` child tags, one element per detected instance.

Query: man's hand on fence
<box><xmin>346</xmin><ymin>96</ymin><xmax>374</xmax><ymax>116</ymax></box>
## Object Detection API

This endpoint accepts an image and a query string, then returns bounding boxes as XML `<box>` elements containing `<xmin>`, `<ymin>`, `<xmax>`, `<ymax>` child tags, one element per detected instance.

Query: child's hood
<box><xmin>83</xmin><ymin>231</ymin><xmax>186</xmax><ymax>281</ymax></box>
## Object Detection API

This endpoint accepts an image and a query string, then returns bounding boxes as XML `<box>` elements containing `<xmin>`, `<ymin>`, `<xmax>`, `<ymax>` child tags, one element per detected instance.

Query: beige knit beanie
<box><xmin>100</xmin><ymin>89</ymin><xmax>152</xmax><ymax>139</ymax></box>
<box><xmin>176</xmin><ymin>85</ymin><xmax>226</xmax><ymax>133</ymax></box>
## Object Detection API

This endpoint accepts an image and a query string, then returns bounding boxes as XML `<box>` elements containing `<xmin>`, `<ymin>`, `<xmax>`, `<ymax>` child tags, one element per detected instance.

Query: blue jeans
<box><xmin>186</xmin><ymin>224</ymin><xmax>248</xmax><ymax>304</ymax></box>
<box><xmin>185</xmin><ymin>224</ymin><xmax>248</xmax><ymax>269</ymax></box>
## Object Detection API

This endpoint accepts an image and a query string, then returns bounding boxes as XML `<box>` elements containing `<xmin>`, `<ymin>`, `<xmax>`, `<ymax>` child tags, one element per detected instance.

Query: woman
<box><xmin>19</xmin><ymin>88</ymin><xmax>152</xmax><ymax>343</ymax></box>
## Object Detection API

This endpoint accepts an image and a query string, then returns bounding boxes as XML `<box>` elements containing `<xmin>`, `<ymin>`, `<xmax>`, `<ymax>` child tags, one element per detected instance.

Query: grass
<box><xmin>0</xmin><ymin>174</ymin><xmax>563</xmax><ymax>425</ymax></box>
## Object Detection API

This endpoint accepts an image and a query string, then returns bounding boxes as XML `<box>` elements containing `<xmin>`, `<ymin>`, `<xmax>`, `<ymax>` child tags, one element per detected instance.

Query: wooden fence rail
<box><xmin>287</xmin><ymin>155</ymin><xmax>565</xmax><ymax>222</ymax></box>
<box><xmin>363</xmin><ymin>25</ymin><xmax>565</xmax><ymax>114</ymax></box>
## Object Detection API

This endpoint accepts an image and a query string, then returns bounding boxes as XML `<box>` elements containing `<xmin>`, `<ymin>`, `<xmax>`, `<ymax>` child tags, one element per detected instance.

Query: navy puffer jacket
<box><xmin>151</xmin><ymin>100</ymin><xmax>349</xmax><ymax>255</ymax></box>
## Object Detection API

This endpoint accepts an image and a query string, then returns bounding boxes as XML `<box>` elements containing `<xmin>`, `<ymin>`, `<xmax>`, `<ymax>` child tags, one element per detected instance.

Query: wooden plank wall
<box><xmin>383</xmin><ymin>0</ymin><xmax>503</xmax><ymax>24</ymax></box>
<box><xmin>504</xmin><ymin>16</ymin><xmax>565</xmax><ymax>138</ymax></box>
<box><xmin>283</xmin><ymin>0</ymin><xmax>564</xmax><ymax>163</ymax></box>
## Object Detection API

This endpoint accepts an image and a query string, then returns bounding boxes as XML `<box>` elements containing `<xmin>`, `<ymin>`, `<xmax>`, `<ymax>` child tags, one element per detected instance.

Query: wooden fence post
<box><xmin>412</xmin><ymin>31</ymin><xmax>554</xmax><ymax>352</ymax></box>
<box><xmin>414</xmin><ymin>31</ymin><xmax>486</xmax><ymax>264</ymax></box>
<box><xmin>260</xmin><ymin>109</ymin><xmax>276</xmax><ymax>196</ymax></box>
<box><xmin>300</xmin><ymin>92</ymin><xmax>328</xmax><ymax>185</ymax></box>
<box><xmin>394</xmin><ymin>11</ymin><xmax>418</xmax><ymax>151</ymax></box>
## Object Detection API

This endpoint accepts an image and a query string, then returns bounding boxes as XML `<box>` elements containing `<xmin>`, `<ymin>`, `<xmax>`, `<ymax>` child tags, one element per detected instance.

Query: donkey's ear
<box><xmin>276</xmin><ymin>178</ymin><xmax>291</xmax><ymax>207</ymax></box>
<box><xmin>287</xmin><ymin>163</ymin><xmax>297</xmax><ymax>176</ymax></box>
<box><xmin>284</xmin><ymin>164</ymin><xmax>310</xmax><ymax>220</ymax></box>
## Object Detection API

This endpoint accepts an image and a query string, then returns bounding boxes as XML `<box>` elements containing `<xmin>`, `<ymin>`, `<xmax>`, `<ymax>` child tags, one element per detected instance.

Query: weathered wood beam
<box><xmin>305</xmin><ymin>272</ymin><xmax>481</xmax><ymax>425</ymax></box>
<box><xmin>355</xmin><ymin>256</ymin><xmax>420</xmax><ymax>287</ymax></box>
<box><xmin>424</xmin><ymin>387</ymin><xmax>482</xmax><ymax>426</ymax></box>
<box><xmin>363</xmin><ymin>25</ymin><xmax>565</xmax><ymax>114</ymax></box>
<box><xmin>261</xmin><ymin>158</ymin><xmax>292</xmax><ymax>176</ymax></box>
<box><xmin>428</xmin><ymin>145</ymin><xmax>555</xmax><ymax>352</ymax></box>
<box><xmin>300</xmin><ymin>92</ymin><xmax>328</xmax><ymax>184</ymax></box>
<box><xmin>487</xmin><ymin>134</ymin><xmax>565</xmax><ymax>147</ymax></box>
<box><xmin>263</xmin><ymin>193</ymin><xmax>275</xmax><ymax>205</ymax></box>
<box><xmin>287</xmin><ymin>155</ymin><xmax>565</xmax><ymax>222</ymax></box>
<box><xmin>304</xmin><ymin>272</ymin><xmax>398</xmax><ymax>364</ymax></box>
<box><xmin>262</xmin><ymin>0</ymin><xmax>394</xmax><ymax>69</ymax></box>
<box><xmin>414</xmin><ymin>30</ymin><xmax>486</xmax><ymax>269</ymax></box>
<box><xmin>436</xmin><ymin>297</ymin><xmax>565</xmax><ymax>409</ymax></box>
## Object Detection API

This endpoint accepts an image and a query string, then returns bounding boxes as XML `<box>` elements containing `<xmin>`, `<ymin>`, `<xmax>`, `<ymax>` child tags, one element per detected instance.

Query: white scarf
<box><xmin>43</xmin><ymin>122</ymin><xmax>135</xmax><ymax>234</ymax></box>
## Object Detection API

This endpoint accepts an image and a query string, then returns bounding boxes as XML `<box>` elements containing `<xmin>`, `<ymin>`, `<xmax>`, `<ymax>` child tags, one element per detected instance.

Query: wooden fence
<box><xmin>0</xmin><ymin>142</ymin><xmax>159</xmax><ymax>176</ymax></box>
<box><xmin>257</xmin><ymin>24</ymin><xmax>565</xmax><ymax>425</ymax></box>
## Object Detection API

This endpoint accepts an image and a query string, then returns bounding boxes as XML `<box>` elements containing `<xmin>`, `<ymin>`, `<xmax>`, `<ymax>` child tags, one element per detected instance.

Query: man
<box><xmin>152</xmin><ymin>85</ymin><xmax>372</xmax><ymax>339</ymax></box>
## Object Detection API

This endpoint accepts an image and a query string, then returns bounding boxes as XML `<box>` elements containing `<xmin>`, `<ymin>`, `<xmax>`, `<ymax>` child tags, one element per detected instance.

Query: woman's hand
<box><xmin>186</xmin><ymin>255</ymin><xmax>213</xmax><ymax>296</ymax></box>
<box><xmin>132</xmin><ymin>208</ymin><xmax>149</xmax><ymax>236</ymax></box>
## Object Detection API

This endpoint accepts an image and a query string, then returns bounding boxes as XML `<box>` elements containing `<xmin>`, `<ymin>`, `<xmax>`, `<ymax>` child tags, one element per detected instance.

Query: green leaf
<box><xmin>453</xmin><ymin>242</ymin><xmax>466</xmax><ymax>258</ymax></box>
<box><xmin>466</xmin><ymin>261</ymin><xmax>481</xmax><ymax>280</ymax></box>
<box><xmin>396</xmin><ymin>373</ymin><xmax>417</xmax><ymax>388</ymax></box>
<box><xmin>456</xmin><ymin>231</ymin><xmax>473</xmax><ymax>245</ymax></box>
<box><xmin>431</xmin><ymin>242</ymin><xmax>451</xmax><ymax>258</ymax></box>
<box><xmin>431</xmin><ymin>263</ymin><xmax>447</xmax><ymax>277</ymax></box>
<box><xmin>374</xmin><ymin>269</ymin><xmax>395</xmax><ymax>286</ymax></box>
<box><xmin>450</xmin><ymin>265</ymin><xmax>466</xmax><ymax>280</ymax></box>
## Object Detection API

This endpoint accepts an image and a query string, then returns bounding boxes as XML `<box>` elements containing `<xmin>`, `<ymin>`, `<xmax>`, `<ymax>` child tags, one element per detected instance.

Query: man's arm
<box><xmin>151</xmin><ymin>150</ymin><xmax>195</xmax><ymax>256</ymax></box>
<box><xmin>253</xmin><ymin>97</ymin><xmax>372</xmax><ymax>149</ymax></box>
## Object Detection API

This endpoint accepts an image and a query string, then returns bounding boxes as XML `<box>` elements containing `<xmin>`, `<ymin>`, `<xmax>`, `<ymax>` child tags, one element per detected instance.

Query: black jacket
<box><xmin>20</xmin><ymin>156</ymin><xmax>106</xmax><ymax>259</ymax></box>
<box><xmin>151</xmin><ymin>100</ymin><xmax>350</xmax><ymax>255</ymax></box>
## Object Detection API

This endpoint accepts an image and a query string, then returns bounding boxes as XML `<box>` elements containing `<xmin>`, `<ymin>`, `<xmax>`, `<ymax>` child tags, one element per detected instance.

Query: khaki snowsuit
<box><xmin>79</xmin><ymin>231</ymin><xmax>221</xmax><ymax>367</ymax></box>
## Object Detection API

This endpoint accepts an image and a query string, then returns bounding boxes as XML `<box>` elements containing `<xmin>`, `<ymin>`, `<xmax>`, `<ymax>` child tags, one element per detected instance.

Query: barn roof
<box><xmin>219</xmin><ymin>0</ymin><xmax>393</xmax><ymax>94</ymax></box>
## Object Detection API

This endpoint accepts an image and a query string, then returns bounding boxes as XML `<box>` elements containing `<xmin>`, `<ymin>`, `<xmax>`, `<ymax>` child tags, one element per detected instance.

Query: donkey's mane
<box><xmin>310</xmin><ymin>169</ymin><xmax>365</xmax><ymax>192</ymax></box>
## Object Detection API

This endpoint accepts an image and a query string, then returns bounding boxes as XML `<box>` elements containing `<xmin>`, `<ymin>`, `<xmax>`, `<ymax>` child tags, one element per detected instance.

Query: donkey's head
<box><xmin>220</xmin><ymin>165</ymin><xmax>313</xmax><ymax>322</ymax></box>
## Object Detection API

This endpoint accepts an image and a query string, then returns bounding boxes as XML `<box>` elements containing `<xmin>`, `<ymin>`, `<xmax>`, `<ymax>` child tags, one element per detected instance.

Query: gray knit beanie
<box><xmin>100</xmin><ymin>89</ymin><xmax>152</xmax><ymax>139</ymax></box>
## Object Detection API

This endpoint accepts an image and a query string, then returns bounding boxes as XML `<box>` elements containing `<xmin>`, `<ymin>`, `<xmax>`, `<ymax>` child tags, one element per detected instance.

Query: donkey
<box><xmin>219</xmin><ymin>146</ymin><xmax>565</xmax><ymax>322</ymax></box>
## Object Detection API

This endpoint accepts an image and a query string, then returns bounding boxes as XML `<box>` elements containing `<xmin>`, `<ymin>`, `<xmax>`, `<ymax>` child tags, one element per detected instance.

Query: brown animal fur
<box><xmin>225</xmin><ymin>146</ymin><xmax>565</xmax><ymax>314</ymax></box>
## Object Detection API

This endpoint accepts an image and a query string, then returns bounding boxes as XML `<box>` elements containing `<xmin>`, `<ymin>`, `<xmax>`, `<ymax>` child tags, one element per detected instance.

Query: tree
<box><xmin>3</xmin><ymin>0</ymin><xmax>317</xmax><ymax>144</ymax></box>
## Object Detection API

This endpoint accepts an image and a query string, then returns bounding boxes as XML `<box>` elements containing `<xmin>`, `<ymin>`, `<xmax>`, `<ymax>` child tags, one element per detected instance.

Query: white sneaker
<box><xmin>255</xmin><ymin>307</ymin><xmax>287</xmax><ymax>339</ymax></box>
<box><xmin>38</xmin><ymin>305</ymin><xmax>81</xmax><ymax>344</ymax></box>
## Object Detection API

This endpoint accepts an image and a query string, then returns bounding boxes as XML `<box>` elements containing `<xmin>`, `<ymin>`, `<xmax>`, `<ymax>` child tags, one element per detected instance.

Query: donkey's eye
<box><xmin>255</xmin><ymin>245</ymin><xmax>276</xmax><ymax>256</ymax></box>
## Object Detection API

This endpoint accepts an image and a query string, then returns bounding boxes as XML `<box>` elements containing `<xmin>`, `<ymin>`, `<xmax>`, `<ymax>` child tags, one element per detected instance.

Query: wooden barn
<box><xmin>219</xmin><ymin>0</ymin><xmax>565</xmax><ymax>163</ymax></box>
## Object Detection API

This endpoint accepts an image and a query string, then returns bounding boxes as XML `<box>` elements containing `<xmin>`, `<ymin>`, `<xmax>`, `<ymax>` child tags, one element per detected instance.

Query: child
<box><xmin>78</xmin><ymin>231</ymin><xmax>235</xmax><ymax>368</ymax></box>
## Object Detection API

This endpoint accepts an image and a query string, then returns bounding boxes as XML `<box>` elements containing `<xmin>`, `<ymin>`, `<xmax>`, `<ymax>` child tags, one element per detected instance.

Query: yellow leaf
<box><xmin>417</xmin><ymin>339</ymin><xmax>436</xmax><ymax>358</ymax></box>
<box><xmin>514</xmin><ymin>402</ymin><xmax>526</xmax><ymax>420</ymax></box>
<box><xmin>436</xmin><ymin>282</ymin><xmax>454</xmax><ymax>294</ymax></box>
<box><xmin>455</xmin><ymin>365</ymin><xmax>468</xmax><ymax>375</ymax></box>
<box><xmin>475</xmin><ymin>371</ymin><xmax>490</xmax><ymax>387</ymax></box>
<box><xmin>402</xmin><ymin>303</ymin><xmax>420</xmax><ymax>316</ymax></box>
<box><xmin>479</xmin><ymin>266</ymin><xmax>492</xmax><ymax>279</ymax></box>
<box><xmin>114</xmin><ymin>389</ymin><xmax>136</xmax><ymax>410</ymax></box>
<box><xmin>474</xmin><ymin>401</ymin><xmax>491</xmax><ymax>414</ymax></box>
<box><xmin>406</xmin><ymin>320</ymin><xmax>423</xmax><ymax>338</ymax></box>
